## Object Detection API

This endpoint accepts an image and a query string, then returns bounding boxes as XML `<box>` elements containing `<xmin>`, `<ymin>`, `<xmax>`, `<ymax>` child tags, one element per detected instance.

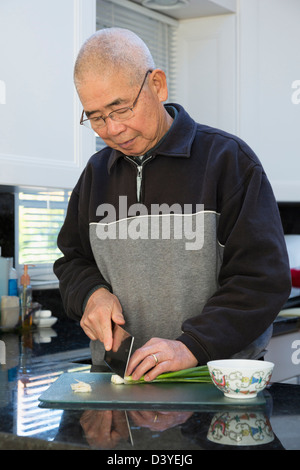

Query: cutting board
<box><xmin>38</xmin><ymin>372</ymin><xmax>266</xmax><ymax>410</ymax></box>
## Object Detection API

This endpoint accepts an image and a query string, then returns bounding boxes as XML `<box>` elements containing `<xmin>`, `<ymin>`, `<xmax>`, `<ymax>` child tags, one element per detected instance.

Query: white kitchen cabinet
<box><xmin>238</xmin><ymin>0</ymin><xmax>300</xmax><ymax>201</ymax></box>
<box><xmin>176</xmin><ymin>0</ymin><xmax>300</xmax><ymax>201</ymax></box>
<box><xmin>176</xmin><ymin>14</ymin><xmax>237</xmax><ymax>136</ymax></box>
<box><xmin>0</xmin><ymin>0</ymin><xmax>96</xmax><ymax>189</ymax></box>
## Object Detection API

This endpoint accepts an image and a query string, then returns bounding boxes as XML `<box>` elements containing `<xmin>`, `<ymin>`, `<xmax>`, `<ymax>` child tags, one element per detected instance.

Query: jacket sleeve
<box><xmin>177</xmin><ymin>164</ymin><xmax>291</xmax><ymax>364</ymax></box>
<box><xmin>53</xmin><ymin>178</ymin><xmax>112</xmax><ymax>321</ymax></box>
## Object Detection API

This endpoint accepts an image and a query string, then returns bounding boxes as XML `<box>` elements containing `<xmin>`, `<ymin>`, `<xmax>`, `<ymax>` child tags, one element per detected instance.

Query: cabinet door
<box><xmin>0</xmin><ymin>0</ymin><xmax>96</xmax><ymax>189</ymax></box>
<box><xmin>238</xmin><ymin>0</ymin><xmax>300</xmax><ymax>201</ymax></box>
<box><xmin>176</xmin><ymin>14</ymin><xmax>237</xmax><ymax>136</ymax></box>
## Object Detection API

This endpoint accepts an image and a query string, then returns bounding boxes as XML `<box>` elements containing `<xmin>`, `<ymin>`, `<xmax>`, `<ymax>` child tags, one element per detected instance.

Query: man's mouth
<box><xmin>117</xmin><ymin>138</ymin><xmax>136</xmax><ymax>150</ymax></box>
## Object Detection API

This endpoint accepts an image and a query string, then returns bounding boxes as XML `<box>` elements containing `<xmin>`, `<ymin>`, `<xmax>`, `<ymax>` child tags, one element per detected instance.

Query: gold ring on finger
<box><xmin>151</xmin><ymin>353</ymin><xmax>159</xmax><ymax>365</ymax></box>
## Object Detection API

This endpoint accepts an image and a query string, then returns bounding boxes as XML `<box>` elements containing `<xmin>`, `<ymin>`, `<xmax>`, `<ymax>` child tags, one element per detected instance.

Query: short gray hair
<box><xmin>74</xmin><ymin>28</ymin><xmax>156</xmax><ymax>87</ymax></box>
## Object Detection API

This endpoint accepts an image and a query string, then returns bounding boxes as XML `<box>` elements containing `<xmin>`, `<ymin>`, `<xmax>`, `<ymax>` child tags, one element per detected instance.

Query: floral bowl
<box><xmin>207</xmin><ymin>359</ymin><xmax>274</xmax><ymax>399</ymax></box>
<box><xmin>207</xmin><ymin>410</ymin><xmax>274</xmax><ymax>446</ymax></box>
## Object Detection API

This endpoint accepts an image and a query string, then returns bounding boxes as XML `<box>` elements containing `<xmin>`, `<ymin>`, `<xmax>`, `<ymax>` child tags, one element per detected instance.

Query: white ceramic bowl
<box><xmin>207</xmin><ymin>411</ymin><xmax>274</xmax><ymax>446</ymax></box>
<box><xmin>33</xmin><ymin>316</ymin><xmax>57</xmax><ymax>328</ymax></box>
<box><xmin>207</xmin><ymin>359</ymin><xmax>274</xmax><ymax>399</ymax></box>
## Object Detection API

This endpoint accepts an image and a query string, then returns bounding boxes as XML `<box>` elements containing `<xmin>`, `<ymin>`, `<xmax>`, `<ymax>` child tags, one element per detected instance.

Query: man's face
<box><xmin>77</xmin><ymin>70</ymin><xmax>170</xmax><ymax>156</ymax></box>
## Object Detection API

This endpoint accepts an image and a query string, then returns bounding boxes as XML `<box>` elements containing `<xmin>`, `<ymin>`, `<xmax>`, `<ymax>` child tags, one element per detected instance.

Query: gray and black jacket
<box><xmin>54</xmin><ymin>103</ymin><xmax>291</xmax><ymax>365</ymax></box>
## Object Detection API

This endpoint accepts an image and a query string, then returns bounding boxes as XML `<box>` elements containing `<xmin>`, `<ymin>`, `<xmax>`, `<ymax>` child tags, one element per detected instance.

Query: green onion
<box><xmin>111</xmin><ymin>366</ymin><xmax>212</xmax><ymax>384</ymax></box>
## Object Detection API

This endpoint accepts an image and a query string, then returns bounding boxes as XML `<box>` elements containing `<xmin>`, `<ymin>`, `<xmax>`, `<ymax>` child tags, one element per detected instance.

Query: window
<box><xmin>16</xmin><ymin>189</ymin><xmax>71</xmax><ymax>288</ymax></box>
<box><xmin>96</xmin><ymin>0</ymin><xmax>177</xmax><ymax>98</ymax></box>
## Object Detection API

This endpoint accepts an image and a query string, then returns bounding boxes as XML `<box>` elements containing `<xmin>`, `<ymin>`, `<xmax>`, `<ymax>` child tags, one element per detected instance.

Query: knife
<box><xmin>104</xmin><ymin>323</ymin><xmax>134</xmax><ymax>378</ymax></box>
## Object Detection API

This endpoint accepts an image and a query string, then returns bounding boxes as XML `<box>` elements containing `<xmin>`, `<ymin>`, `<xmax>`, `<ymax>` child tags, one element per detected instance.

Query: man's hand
<box><xmin>80</xmin><ymin>410</ymin><xmax>129</xmax><ymax>449</ymax></box>
<box><xmin>129</xmin><ymin>410</ymin><xmax>193</xmax><ymax>432</ymax></box>
<box><xmin>80</xmin><ymin>288</ymin><xmax>124</xmax><ymax>351</ymax></box>
<box><xmin>126</xmin><ymin>337</ymin><xmax>198</xmax><ymax>381</ymax></box>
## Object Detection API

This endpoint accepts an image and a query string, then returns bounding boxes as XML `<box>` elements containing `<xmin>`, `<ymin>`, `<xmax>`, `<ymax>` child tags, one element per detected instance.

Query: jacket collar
<box><xmin>107</xmin><ymin>103</ymin><xmax>197</xmax><ymax>174</ymax></box>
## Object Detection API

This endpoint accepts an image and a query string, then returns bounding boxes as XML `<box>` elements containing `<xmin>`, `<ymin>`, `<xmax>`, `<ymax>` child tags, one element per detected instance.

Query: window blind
<box><xmin>16</xmin><ymin>189</ymin><xmax>71</xmax><ymax>287</ymax></box>
<box><xmin>96</xmin><ymin>0</ymin><xmax>177</xmax><ymax>100</ymax></box>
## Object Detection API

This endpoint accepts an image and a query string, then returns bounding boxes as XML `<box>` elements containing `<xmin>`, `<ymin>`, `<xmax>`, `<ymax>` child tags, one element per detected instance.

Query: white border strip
<box><xmin>90</xmin><ymin>209</ymin><xmax>220</xmax><ymax>226</ymax></box>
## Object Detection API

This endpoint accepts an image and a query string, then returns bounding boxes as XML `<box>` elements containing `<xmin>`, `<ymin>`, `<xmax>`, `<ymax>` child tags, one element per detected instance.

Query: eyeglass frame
<box><xmin>80</xmin><ymin>69</ymin><xmax>153</xmax><ymax>130</ymax></box>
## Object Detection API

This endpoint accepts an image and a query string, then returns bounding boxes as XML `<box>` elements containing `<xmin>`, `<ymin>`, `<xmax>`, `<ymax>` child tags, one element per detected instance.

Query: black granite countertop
<box><xmin>0</xmin><ymin>314</ymin><xmax>299</xmax><ymax>453</ymax></box>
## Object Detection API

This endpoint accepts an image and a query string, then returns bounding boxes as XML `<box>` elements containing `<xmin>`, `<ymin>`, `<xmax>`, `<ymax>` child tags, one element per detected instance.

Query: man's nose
<box><xmin>105</xmin><ymin>117</ymin><xmax>127</xmax><ymax>135</ymax></box>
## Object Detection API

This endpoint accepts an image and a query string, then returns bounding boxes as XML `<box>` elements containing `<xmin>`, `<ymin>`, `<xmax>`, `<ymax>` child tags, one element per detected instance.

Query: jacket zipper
<box><xmin>125</xmin><ymin>155</ymin><xmax>153</xmax><ymax>203</ymax></box>
<box><xmin>136</xmin><ymin>165</ymin><xmax>143</xmax><ymax>203</ymax></box>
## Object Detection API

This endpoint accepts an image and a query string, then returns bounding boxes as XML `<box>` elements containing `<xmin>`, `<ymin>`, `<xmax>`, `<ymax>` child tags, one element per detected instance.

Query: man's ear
<box><xmin>150</xmin><ymin>68</ymin><xmax>168</xmax><ymax>102</ymax></box>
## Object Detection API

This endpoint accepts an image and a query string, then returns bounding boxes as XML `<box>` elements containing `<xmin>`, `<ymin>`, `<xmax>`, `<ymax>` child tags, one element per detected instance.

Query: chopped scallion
<box><xmin>111</xmin><ymin>366</ymin><xmax>212</xmax><ymax>384</ymax></box>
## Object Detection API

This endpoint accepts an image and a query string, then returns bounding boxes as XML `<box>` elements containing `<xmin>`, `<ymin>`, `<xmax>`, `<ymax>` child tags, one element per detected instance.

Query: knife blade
<box><xmin>104</xmin><ymin>323</ymin><xmax>134</xmax><ymax>378</ymax></box>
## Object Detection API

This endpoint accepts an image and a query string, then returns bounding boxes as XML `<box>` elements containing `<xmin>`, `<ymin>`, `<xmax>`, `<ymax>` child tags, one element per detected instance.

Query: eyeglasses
<box><xmin>80</xmin><ymin>69</ymin><xmax>153</xmax><ymax>130</ymax></box>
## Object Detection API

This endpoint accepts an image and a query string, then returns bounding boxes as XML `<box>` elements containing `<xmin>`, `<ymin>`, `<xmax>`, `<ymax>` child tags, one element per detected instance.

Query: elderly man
<box><xmin>54</xmin><ymin>28</ymin><xmax>291</xmax><ymax>381</ymax></box>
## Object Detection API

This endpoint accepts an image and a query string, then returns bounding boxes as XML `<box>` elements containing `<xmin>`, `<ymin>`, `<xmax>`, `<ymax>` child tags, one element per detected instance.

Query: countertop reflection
<box><xmin>0</xmin><ymin>318</ymin><xmax>299</xmax><ymax>451</ymax></box>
